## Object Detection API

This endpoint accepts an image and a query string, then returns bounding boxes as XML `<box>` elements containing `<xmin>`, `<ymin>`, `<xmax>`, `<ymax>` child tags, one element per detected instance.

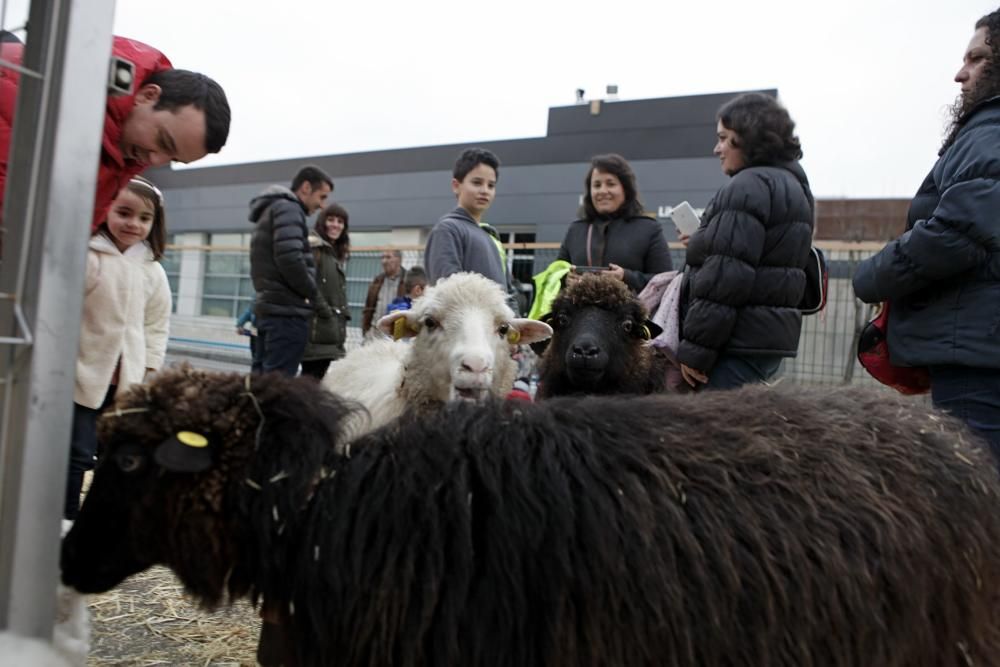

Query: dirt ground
<box><xmin>86</xmin><ymin>565</ymin><xmax>260</xmax><ymax>666</ymax></box>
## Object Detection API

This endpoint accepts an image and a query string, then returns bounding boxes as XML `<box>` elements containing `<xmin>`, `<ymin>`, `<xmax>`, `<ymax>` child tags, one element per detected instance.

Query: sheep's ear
<box><xmin>510</xmin><ymin>318</ymin><xmax>553</xmax><ymax>345</ymax></box>
<box><xmin>640</xmin><ymin>320</ymin><xmax>663</xmax><ymax>341</ymax></box>
<box><xmin>154</xmin><ymin>431</ymin><xmax>213</xmax><ymax>473</ymax></box>
<box><xmin>377</xmin><ymin>310</ymin><xmax>419</xmax><ymax>340</ymax></box>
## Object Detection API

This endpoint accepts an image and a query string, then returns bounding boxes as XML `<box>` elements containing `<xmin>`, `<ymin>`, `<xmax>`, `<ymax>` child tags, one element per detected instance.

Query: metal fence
<box><xmin>169</xmin><ymin>241</ymin><xmax>890</xmax><ymax>387</ymax></box>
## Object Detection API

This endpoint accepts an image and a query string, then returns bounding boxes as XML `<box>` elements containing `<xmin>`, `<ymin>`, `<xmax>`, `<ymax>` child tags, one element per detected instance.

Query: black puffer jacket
<box><xmin>853</xmin><ymin>97</ymin><xmax>1000</xmax><ymax>369</ymax></box>
<box><xmin>249</xmin><ymin>186</ymin><xmax>316</xmax><ymax>318</ymax></box>
<box><xmin>679</xmin><ymin>162</ymin><xmax>814</xmax><ymax>373</ymax></box>
<box><xmin>557</xmin><ymin>215</ymin><xmax>673</xmax><ymax>292</ymax></box>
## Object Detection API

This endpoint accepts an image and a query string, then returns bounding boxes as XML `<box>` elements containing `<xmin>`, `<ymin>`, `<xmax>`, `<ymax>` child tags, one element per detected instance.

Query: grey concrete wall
<box><xmin>161</xmin><ymin>156</ymin><xmax>729</xmax><ymax>240</ymax></box>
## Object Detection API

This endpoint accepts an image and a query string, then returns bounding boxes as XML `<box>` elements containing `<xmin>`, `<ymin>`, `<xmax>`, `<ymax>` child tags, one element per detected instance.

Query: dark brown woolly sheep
<box><xmin>538</xmin><ymin>273</ymin><xmax>673</xmax><ymax>397</ymax></box>
<box><xmin>62</xmin><ymin>367</ymin><xmax>1000</xmax><ymax>666</ymax></box>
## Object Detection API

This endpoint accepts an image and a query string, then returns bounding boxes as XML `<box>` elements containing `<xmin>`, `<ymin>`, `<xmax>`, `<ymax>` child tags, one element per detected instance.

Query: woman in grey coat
<box><xmin>557</xmin><ymin>154</ymin><xmax>672</xmax><ymax>293</ymax></box>
<box><xmin>301</xmin><ymin>202</ymin><xmax>351</xmax><ymax>380</ymax></box>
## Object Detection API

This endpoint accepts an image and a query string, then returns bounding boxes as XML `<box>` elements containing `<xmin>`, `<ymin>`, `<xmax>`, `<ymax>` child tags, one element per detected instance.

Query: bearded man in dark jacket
<box><xmin>678</xmin><ymin>93</ymin><xmax>814</xmax><ymax>391</ymax></box>
<box><xmin>249</xmin><ymin>165</ymin><xmax>332</xmax><ymax>376</ymax></box>
<box><xmin>854</xmin><ymin>9</ymin><xmax>1000</xmax><ymax>461</ymax></box>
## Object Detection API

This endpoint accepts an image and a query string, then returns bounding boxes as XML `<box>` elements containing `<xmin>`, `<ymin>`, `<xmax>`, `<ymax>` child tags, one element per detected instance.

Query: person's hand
<box><xmin>678</xmin><ymin>233</ymin><xmax>691</xmax><ymax>247</ymax></box>
<box><xmin>680</xmin><ymin>363</ymin><xmax>708</xmax><ymax>388</ymax></box>
<box><xmin>607</xmin><ymin>264</ymin><xmax>625</xmax><ymax>281</ymax></box>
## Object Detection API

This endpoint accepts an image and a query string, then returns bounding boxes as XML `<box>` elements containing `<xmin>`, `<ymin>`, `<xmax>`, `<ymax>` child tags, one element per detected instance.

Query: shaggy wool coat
<box><xmin>75</xmin><ymin>234</ymin><xmax>171</xmax><ymax>409</ymax></box>
<box><xmin>679</xmin><ymin>161</ymin><xmax>814</xmax><ymax>373</ymax></box>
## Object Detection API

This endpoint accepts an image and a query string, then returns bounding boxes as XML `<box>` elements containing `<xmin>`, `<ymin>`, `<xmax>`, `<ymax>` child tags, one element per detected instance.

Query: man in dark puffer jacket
<box><xmin>249</xmin><ymin>165</ymin><xmax>332</xmax><ymax>376</ymax></box>
<box><xmin>854</xmin><ymin>9</ymin><xmax>1000</xmax><ymax>460</ymax></box>
<box><xmin>678</xmin><ymin>93</ymin><xmax>814</xmax><ymax>390</ymax></box>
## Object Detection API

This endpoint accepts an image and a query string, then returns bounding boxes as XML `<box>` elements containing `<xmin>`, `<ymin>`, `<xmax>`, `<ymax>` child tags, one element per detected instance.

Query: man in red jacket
<box><xmin>0</xmin><ymin>35</ymin><xmax>230</xmax><ymax>231</ymax></box>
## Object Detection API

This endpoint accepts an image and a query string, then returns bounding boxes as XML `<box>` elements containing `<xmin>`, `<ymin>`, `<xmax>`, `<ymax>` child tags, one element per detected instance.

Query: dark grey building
<box><xmin>153</xmin><ymin>90</ymin><xmax>774</xmax><ymax>240</ymax></box>
<box><xmin>153</xmin><ymin>90</ymin><xmax>770</xmax><ymax>322</ymax></box>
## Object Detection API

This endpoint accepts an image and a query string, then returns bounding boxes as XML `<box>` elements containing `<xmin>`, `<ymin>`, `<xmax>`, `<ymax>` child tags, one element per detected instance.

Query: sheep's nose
<box><xmin>460</xmin><ymin>355</ymin><xmax>489</xmax><ymax>374</ymax></box>
<box><xmin>571</xmin><ymin>341</ymin><xmax>601</xmax><ymax>358</ymax></box>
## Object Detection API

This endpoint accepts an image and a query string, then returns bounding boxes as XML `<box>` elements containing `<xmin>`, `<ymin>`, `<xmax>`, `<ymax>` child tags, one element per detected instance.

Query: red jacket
<box><xmin>0</xmin><ymin>36</ymin><xmax>171</xmax><ymax>231</ymax></box>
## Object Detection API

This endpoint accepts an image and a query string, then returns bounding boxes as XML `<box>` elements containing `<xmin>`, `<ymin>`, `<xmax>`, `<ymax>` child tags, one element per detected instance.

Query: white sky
<box><xmin>12</xmin><ymin>1</ymin><xmax>999</xmax><ymax>198</ymax></box>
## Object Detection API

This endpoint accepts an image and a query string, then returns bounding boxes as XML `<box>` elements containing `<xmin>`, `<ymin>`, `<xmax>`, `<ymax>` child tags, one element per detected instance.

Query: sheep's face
<box><xmin>543</xmin><ymin>275</ymin><xmax>660</xmax><ymax>393</ymax></box>
<box><xmin>379</xmin><ymin>272</ymin><xmax>551</xmax><ymax>402</ymax></box>
<box><xmin>61</xmin><ymin>433</ymin><xmax>183</xmax><ymax>593</ymax></box>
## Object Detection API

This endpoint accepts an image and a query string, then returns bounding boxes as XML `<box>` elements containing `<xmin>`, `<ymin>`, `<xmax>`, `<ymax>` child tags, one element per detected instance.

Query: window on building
<box><xmin>161</xmin><ymin>234</ymin><xmax>180</xmax><ymax>314</ymax></box>
<box><xmin>492</xmin><ymin>230</ymin><xmax>537</xmax><ymax>285</ymax></box>
<box><xmin>200</xmin><ymin>233</ymin><xmax>253</xmax><ymax>318</ymax></box>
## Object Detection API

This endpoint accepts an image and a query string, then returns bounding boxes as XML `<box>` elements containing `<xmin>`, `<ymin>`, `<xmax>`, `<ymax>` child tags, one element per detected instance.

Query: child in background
<box><xmin>385</xmin><ymin>266</ymin><xmax>427</xmax><ymax>316</ymax></box>
<box><xmin>65</xmin><ymin>176</ymin><xmax>171</xmax><ymax>520</ymax></box>
<box><xmin>236</xmin><ymin>298</ymin><xmax>259</xmax><ymax>373</ymax></box>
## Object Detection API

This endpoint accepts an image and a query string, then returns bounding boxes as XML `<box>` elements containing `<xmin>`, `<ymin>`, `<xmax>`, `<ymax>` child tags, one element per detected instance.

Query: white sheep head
<box><xmin>377</xmin><ymin>272</ymin><xmax>551</xmax><ymax>402</ymax></box>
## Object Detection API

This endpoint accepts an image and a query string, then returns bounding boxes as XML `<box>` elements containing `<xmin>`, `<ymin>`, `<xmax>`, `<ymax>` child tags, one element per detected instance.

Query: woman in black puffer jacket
<box><xmin>557</xmin><ymin>153</ymin><xmax>672</xmax><ymax>293</ymax></box>
<box><xmin>678</xmin><ymin>93</ymin><xmax>814</xmax><ymax>390</ymax></box>
<box><xmin>300</xmin><ymin>202</ymin><xmax>351</xmax><ymax>380</ymax></box>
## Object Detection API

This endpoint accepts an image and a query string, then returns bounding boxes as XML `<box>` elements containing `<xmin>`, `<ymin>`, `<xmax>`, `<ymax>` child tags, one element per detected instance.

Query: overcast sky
<box><xmin>15</xmin><ymin>1</ymin><xmax>998</xmax><ymax>198</ymax></box>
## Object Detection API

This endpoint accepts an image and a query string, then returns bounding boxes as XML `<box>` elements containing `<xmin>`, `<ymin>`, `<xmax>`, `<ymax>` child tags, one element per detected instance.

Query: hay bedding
<box><xmin>85</xmin><ymin>566</ymin><xmax>260</xmax><ymax>666</ymax></box>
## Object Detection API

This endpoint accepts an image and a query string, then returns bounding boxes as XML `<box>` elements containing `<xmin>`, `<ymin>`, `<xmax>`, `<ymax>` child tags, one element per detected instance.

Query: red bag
<box><xmin>857</xmin><ymin>302</ymin><xmax>930</xmax><ymax>395</ymax></box>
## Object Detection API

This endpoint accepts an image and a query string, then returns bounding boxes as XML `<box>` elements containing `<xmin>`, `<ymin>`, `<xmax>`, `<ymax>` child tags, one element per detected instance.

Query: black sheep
<box><xmin>537</xmin><ymin>273</ymin><xmax>674</xmax><ymax>397</ymax></box>
<box><xmin>62</xmin><ymin>367</ymin><xmax>1000</xmax><ymax>666</ymax></box>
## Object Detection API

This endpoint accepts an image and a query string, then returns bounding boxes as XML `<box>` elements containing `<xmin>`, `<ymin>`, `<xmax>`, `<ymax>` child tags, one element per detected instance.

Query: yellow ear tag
<box><xmin>506</xmin><ymin>329</ymin><xmax>521</xmax><ymax>345</ymax></box>
<box><xmin>393</xmin><ymin>318</ymin><xmax>408</xmax><ymax>341</ymax></box>
<box><xmin>640</xmin><ymin>325</ymin><xmax>652</xmax><ymax>340</ymax></box>
<box><xmin>176</xmin><ymin>431</ymin><xmax>209</xmax><ymax>448</ymax></box>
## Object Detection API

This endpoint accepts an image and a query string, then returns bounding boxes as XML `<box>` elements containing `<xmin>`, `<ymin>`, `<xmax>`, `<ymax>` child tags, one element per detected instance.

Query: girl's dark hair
<box><xmin>717</xmin><ymin>93</ymin><xmax>803</xmax><ymax>168</ymax></box>
<box><xmin>582</xmin><ymin>154</ymin><xmax>644</xmax><ymax>220</ymax></box>
<box><xmin>99</xmin><ymin>176</ymin><xmax>167</xmax><ymax>259</ymax></box>
<box><xmin>315</xmin><ymin>202</ymin><xmax>351</xmax><ymax>261</ymax></box>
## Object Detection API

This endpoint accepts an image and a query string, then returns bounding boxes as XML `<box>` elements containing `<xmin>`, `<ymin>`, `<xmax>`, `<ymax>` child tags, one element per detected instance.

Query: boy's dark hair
<box><xmin>315</xmin><ymin>202</ymin><xmax>351</xmax><ymax>261</ymax></box>
<box><xmin>291</xmin><ymin>165</ymin><xmax>334</xmax><ymax>193</ymax></box>
<box><xmin>453</xmin><ymin>148</ymin><xmax>500</xmax><ymax>182</ymax></box>
<box><xmin>582</xmin><ymin>154</ymin><xmax>644</xmax><ymax>220</ymax></box>
<box><xmin>717</xmin><ymin>93</ymin><xmax>803</xmax><ymax>167</ymax></box>
<box><xmin>404</xmin><ymin>266</ymin><xmax>428</xmax><ymax>294</ymax></box>
<box><xmin>143</xmin><ymin>69</ymin><xmax>231</xmax><ymax>154</ymax></box>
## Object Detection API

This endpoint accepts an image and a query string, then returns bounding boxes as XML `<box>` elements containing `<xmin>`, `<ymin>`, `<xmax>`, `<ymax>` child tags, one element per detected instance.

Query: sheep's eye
<box><xmin>497</xmin><ymin>323</ymin><xmax>510</xmax><ymax>336</ymax></box>
<box><xmin>116</xmin><ymin>452</ymin><xmax>144</xmax><ymax>474</ymax></box>
<box><xmin>556</xmin><ymin>313</ymin><xmax>570</xmax><ymax>328</ymax></box>
<box><xmin>423</xmin><ymin>316</ymin><xmax>438</xmax><ymax>331</ymax></box>
<box><xmin>622</xmin><ymin>320</ymin><xmax>635</xmax><ymax>334</ymax></box>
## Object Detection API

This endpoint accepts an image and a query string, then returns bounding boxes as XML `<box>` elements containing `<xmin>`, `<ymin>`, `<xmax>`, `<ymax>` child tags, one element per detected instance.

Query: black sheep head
<box><xmin>541</xmin><ymin>274</ymin><xmax>661</xmax><ymax>395</ymax></box>
<box><xmin>60</xmin><ymin>366</ymin><xmax>351</xmax><ymax>607</ymax></box>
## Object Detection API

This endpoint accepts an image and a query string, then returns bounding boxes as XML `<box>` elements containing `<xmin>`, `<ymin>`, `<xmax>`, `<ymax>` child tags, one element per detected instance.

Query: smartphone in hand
<box><xmin>573</xmin><ymin>266</ymin><xmax>608</xmax><ymax>274</ymax></box>
<box><xmin>671</xmin><ymin>201</ymin><xmax>701</xmax><ymax>236</ymax></box>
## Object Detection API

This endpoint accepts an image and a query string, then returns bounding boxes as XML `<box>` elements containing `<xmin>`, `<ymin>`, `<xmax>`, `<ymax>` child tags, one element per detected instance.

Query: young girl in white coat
<box><xmin>64</xmin><ymin>176</ymin><xmax>171</xmax><ymax>519</ymax></box>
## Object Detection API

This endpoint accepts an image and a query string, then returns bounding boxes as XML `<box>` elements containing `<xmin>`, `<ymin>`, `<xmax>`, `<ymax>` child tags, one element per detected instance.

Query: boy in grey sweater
<box><xmin>425</xmin><ymin>148</ymin><xmax>509</xmax><ymax>291</ymax></box>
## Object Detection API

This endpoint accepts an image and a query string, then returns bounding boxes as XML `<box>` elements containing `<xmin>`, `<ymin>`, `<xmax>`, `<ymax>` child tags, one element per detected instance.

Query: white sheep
<box><xmin>322</xmin><ymin>272</ymin><xmax>551</xmax><ymax>436</ymax></box>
